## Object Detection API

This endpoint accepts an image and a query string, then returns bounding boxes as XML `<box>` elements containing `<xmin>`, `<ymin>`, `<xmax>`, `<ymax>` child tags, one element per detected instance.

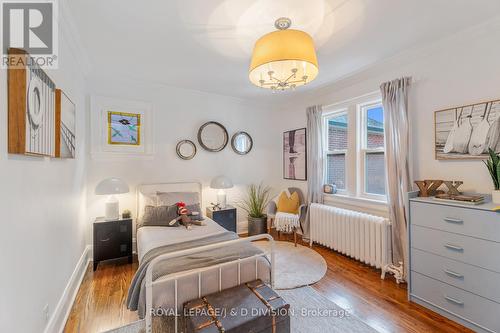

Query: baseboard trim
<box><xmin>44</xmin><ymin>245</ymin><xmax>91</xmax><ymax>333</ymax></box>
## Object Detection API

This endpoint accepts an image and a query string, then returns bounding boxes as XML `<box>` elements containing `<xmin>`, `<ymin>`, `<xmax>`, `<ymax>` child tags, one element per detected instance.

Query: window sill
<box><xmin>322</xmin><ymin>193</ymin><xmax>389</xmax><ymax>216</ymax></box>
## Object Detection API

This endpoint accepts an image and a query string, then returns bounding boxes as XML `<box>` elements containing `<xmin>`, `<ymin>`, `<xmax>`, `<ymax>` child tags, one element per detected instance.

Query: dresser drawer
<box><xmin>411</xmin><ymin>271</ymin><xmax>500</xmax><ymax>332</ymax></box>
<box><xmin>411</xmin><ymin>225</ymin><xmax>500</xmax><ymax>273</ymax></box>
<box><xmin>411</xmin><ymin>248</ymin><xmax>500</xmax><ymax>303</ymax></box>
<box><xmin>410</xmin><ymin>201</ymin><xmax>500</xmax><ymax>242</ymax></box>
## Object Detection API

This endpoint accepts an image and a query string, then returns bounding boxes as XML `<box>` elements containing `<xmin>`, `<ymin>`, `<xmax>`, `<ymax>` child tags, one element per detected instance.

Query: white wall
<box><xmin>272</xmin><ymin>17</ymin><xmax>500</xmax><ymax>200</ymax></box>
<box><xmin>0</xmin><ymin>6</ymin><xmax>88</xmax><ymax>333</ymax></box>
<box><xmin>85</xmin><ymin>78</ymin><xmax>281</xmax><ymax>235</ymax></box>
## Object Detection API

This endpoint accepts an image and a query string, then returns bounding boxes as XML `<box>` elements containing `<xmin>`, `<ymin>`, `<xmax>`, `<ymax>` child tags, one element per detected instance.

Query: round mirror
<box><xmin>197</xmin><ymin>121</ymin><xmax>228</xmax><ymax>152</ymax></box>
<box><xmin>231</xmin><ymin>131</ymin><xmax>253</xmax><ymax>155</ymax></box>
<box><xmin>176</xmin><ymin>140</ymin><xmax>197</xmax><ymax>160</ymax></box>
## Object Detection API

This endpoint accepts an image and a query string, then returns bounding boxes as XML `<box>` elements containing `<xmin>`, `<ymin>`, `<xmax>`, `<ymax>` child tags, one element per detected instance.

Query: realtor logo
<box><xmin>1</xmin><ymin>0</ymin><xmax>58</xmax><ymax>68</ymax></box>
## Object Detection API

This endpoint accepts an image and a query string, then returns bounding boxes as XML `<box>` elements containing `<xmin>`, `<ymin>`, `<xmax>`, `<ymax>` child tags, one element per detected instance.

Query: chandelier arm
<box><xmin>283</xmin><ymin>72</ymin><xmax>297</xmax><ymax>84</ymax></box>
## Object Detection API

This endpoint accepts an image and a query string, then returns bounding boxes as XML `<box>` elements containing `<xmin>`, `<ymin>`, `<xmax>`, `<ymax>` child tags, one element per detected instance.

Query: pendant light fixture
<box><xmin>249</xmin><ymin>18</ymin><xmax>319</xmax><ymax>91</ymax></box>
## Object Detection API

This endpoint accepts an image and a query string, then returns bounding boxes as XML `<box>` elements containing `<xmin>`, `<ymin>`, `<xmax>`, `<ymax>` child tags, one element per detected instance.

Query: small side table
<box><xmin>206</xmin><ymin>206</ymin><xmax>237</xmax><ymax>232</ymax></box>
<box><xmin>93</xmin><ymin>218</ymin><xmax>133</xmax><ymax>271</ymax></box>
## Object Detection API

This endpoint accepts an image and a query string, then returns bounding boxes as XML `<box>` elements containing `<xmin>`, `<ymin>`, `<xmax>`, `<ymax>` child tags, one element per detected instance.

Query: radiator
<box><xmin>309</xmin><ymin>203</ymin><xmax>390</xmax><ymax>270</ymax></box>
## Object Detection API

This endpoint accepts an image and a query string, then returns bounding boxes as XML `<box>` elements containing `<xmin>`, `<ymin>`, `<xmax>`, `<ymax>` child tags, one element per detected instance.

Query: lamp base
<box><xmin>217</xmin><ymin>191</ymin><xmax>227</xmax><ymax>209</ymax></box>
<box><xmin>105</xmin><ymin>195</ymin><xmax>120</xmax><ymax>220</ymax></box>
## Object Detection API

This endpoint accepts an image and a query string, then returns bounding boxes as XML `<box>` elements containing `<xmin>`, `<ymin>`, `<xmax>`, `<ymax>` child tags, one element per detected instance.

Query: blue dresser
<box><xmin>408</xmin><ymin>193</ymin><xmax>500</xmax><ymax>333</ymax></box>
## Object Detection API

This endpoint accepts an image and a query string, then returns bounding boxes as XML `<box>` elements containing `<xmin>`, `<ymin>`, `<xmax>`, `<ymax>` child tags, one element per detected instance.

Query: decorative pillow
<box><xmin>277</xmin><ymin>191</ymin><xmax>300</xmax><ymax>215</ymax></box>
<box><xmin>186</xmin><ymin>203</ymin><xmax>204</xmax><ymax>221</ymax></box>
<box><xmin>157</xmin><ymin>191</ymin><xmax>200</xmax><ymax>206</ymax></box>
<box><xmin>141</xmin><ymin>205</ymin><xmax>179</xmax><ymax>227</ymax></box>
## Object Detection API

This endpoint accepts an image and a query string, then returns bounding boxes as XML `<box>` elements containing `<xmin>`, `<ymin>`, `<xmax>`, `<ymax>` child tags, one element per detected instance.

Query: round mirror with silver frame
<box><xmin>197</xmin><ymin>121</ymin><xmax>229</xmax><ymax>152</ymax></box>
<box><xmin>176</xmin><ymin>140</ymin><xmax>197</xmax><ymax>160</ymax></box>
<box><xmin>231</xmin><ymin>131</ymin><xmax>253</xmax><ymax>155</ymax></box>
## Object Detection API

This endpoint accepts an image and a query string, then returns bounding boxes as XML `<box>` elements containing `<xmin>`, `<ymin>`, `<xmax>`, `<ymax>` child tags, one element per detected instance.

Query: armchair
<box><xmin>267</xmin><ymin>187</ymin><xmax>307</xmax><ymax>246</ymax></box>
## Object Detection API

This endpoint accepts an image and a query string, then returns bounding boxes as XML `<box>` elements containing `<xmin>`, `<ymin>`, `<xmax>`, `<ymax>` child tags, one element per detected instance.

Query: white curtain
<box><xmin>304</xmin><ymin>105</ymin><xmax>324</xmax><ymax>241</ymax></box>
<box><xmin>380</xmin><ymin>77</ymin><xmax>412</xmax><ymax>279</ymax></box>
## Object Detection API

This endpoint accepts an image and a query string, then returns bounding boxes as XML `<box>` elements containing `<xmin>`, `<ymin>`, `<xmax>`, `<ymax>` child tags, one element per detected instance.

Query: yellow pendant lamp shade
<box><xmin>249</xmin><ymin>18</ymin><xmax>319</xmax><ymax>91</ymax></box>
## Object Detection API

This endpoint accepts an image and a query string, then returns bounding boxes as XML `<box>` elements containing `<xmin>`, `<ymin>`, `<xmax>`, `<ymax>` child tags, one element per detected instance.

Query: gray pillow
<box><xmin>141</xmin><ymin>205</ymin><xmax>179</xmax><ymax>227</ymax></box>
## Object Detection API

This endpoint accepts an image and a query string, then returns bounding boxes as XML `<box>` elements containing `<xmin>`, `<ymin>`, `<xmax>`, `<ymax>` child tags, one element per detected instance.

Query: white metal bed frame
<box><xmin>136</xmin><ymin>182</ymin><xmax>275</xmax><ymax>333</ymax></box>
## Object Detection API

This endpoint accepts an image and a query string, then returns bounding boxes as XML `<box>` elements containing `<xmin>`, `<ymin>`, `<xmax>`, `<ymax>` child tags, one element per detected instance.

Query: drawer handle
<box><xmin>445</xmin><ymin>295</ymin><xmax>464</xmax><ymax>306</ymax></box>
<box><xmin>443</xmin><ymin>217</ymin><xmax>463</xmax><ymax>224</ymax></box>
<box><xmin>444</xmin><ymin>243</ymin><xmax>464</xmax><ymax>252</ymax></box>
<box><xmin>444</xmin><ymin>269</ymin><xmax>464</xmax><ymax>279</ymax></box>
<box><xmin>100</xmin><ymin>238</ymin><xmax>110</xmax><ymax>242</ymax></box>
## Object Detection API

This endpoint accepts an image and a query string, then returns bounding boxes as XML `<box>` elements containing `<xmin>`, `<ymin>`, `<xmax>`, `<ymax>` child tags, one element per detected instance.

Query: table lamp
<box><xmin>95</xmin><ymin>177</ymin><xmax>129</xmax><ymax>220</ymax></box>
<box><xmin>210</xmin><ymin>176</ymin><xmax>233</xmax><ymax>209</ymax></box>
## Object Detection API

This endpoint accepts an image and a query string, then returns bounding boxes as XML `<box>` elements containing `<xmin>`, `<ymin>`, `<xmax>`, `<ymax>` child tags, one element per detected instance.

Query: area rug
<box><xmin>105</xmin><ymin>286</ymin><xmax>376</xmax><ymax>333</ymax></box>
<box><xmin>253</xmin><ymin>240</ymin><xmax>327</xmax><ymax>289</ymax></box>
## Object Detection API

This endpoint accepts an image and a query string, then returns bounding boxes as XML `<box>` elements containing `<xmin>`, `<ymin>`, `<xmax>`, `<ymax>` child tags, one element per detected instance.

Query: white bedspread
<box><xmin>137</xmin><ymin>218</ymin><xmax>226</xmax><ymax>263</ymax></box>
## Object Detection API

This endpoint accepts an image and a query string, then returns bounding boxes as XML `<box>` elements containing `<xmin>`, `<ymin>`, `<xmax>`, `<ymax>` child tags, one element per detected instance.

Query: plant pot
<box><xmin>248</xmin><ymin>215</ymin><xmax>267</xmax><ymax>236</ymax></box>
<box><xmin>493</xmin><ymin>190</ymin><xmax>500</xmax><ymax>204</ymax></box>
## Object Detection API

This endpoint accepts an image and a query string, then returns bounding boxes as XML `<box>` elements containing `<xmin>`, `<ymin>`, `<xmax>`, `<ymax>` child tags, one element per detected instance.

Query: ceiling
<box><xmin>68</xmin><ymin>0</ymin><xmax>500</xmax><ymax>101</ymax></box>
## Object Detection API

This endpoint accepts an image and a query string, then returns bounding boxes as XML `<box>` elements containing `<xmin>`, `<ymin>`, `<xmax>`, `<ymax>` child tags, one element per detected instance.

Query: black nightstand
<box><xmin>93</xmin><ymin>218</ymin><xmax>132</xmax><ymax>271</ymax></box>
<box><xmin>206</xmin><ymin>206</ymin><xmax>237</xmax><ymax>232</ymax></box>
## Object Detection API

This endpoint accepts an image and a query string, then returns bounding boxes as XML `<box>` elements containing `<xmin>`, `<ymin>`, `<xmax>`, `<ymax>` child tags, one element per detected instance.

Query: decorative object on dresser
<box><xmin>239</xmin><ymin>183</ymin><xmax>272</xmax><ymax>236</ymax></box>
<box><xmin>283</xmin><ymin>128</ymin><xmax>307</xmax><ymax>181</ymax></box>
<box><xmin>408</xmin><ymin>192</ymin><xmax>500</xmax><ymax>333</ymax></box>
<box><xmin>484</xmin><ymin>148</ymin><xmax>500</xmax><ymax>203</ymax></box>
<box><xmin>184</xmin><ymin>280</ymin><xmax>290</xmax><ymax>333</ymax></box>
<box><xmin>54</xmin><ymin>89</ymin><xmax>76</xmax><ymax>158</ymax></box>
<box><xmin>122</xmin><ymin>209</ymin><xmax>132</xmax><ymax>218</ymax></box>
<box><xmin>197</xmin><ymin>121</ymin><xmax>228</xmax><ymax>152</ymax></box>
<box><xmin>210</xmin><ymin>175</ymin><xmax>233</xmax><ymax>208</ymax></box>
<box><xmin>95</xmin><ymin>177</ymin><xmax>130</xmax><ymax>220</ymax></box>
<box><xmin>93</xmin><ymin>217</ymin><xmax>132</xmax><ymax>271</ymax></box>
<box><xmin>414</xmin><ymin>180</ymin><xmax>444</xmax><ymax>197</ymax></box>
<box><xmin>443</xmin><ymin>181</ymin><xmax>463</xmax><ymax>196</ymax></box>
<box><xmin>8</xmin><ymin>48</ymin><xmax>56</xmax><ymax>156</ymax></box>
<box><xmin>434</xmin><ymin>193</ymin><xmax>484</xmax><ymax>205</ymax></box>
<box><xmin>206</xmin><ymin>205</ymin><xmax>236</xmax><ymax>232</ymax></box>
<box><xmin>268</xmin><ymin>188</ymin><xmax>306</xmax><ymax>247</ymax></box>
<box><xmin>175</xmin><ymin>139</ymin><xmax>197</xmax><ymax>160</ymax></box>
<box><xmin>231</xmin><ymin>131</ymin><xmax>253</xmax><ymax>155</ymax></box>
<box><xmin>435</xmin><ymin>98</ymin><xmax>500</xmax><ymax>160</ymax></box>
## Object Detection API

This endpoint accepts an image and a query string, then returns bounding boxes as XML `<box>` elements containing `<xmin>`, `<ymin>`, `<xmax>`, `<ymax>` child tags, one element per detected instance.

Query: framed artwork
<box><xmin>435</xmin><ymin>99</ymin><xmax>500</xmax><ymax>160</ymax></box>
<box><xmin>90</xmin><ymin>95</ymin><xmax>153</xmax><ymax>158</ymax></box>
<box><xmin>107</xmin><ymin>111</ymin><xmax>141</xmax><ymax>146</ymax></box>
<box><xmin>283</xmin><ymin>128</ymin><xmax>307</xmax><ymax>180</ymax></box>
<box><xmin>8</xmin><ymin>48</ymin><xmax>56</xmax><ymax>157</ymax></box>
<box><xmin>55</xmin><ymin>89</ymin><xmax>76</xmax><ymax>158</ymax></box>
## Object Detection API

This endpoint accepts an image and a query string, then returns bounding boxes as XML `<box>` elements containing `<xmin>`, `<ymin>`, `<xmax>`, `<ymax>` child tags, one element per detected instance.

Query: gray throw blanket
<box><xmin>127</xmin><ymin>232</ymin><xmax>266</xmax><ymax>318</ymax></box>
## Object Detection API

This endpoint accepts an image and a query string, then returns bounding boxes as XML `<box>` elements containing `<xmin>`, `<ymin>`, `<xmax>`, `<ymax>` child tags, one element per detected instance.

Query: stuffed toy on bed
<box><xmin>175</xmin><ymin>202</ymin><xmax>192</xmax><ymax>230</ymax></box>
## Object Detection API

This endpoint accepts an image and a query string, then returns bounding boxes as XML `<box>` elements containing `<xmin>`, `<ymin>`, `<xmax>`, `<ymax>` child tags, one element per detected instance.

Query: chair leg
<box><xmin>277</xmin><ymin>231</ymin><xmax>281</xmax><ymax>240</ymax></box>
<box><xmin>293</xmin><ymin>229</ymin><xmax>297</xmax><ymax>247</ymax></box>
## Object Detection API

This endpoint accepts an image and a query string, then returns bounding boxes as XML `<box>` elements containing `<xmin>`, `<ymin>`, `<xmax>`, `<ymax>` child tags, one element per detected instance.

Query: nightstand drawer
<box><xmin>93</xmin><ymin>219</ymin><xmax>132</xmax><ymax>270</ymax></box>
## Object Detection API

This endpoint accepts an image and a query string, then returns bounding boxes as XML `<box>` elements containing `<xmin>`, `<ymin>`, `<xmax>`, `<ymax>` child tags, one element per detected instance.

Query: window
<box><xmin>360</xmin><ymin>103</ymin><xmax>387</xmax><ymax>198</ymax></box>
<box><xmin>325</xmin><ymin>112</ymin><xmax>348</xmax><ymax>190</ymax></box>
<box><xmin>323</xmin><ymin>94</ymin><xmax>387</xmax><ymax>202</ymax></box>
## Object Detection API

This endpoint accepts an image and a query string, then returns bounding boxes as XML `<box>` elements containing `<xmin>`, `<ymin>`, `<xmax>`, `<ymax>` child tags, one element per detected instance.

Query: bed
<box><xmin>128</xmin><ymin>182</ymin><xmax>274</xmax><ymax>333</ymax></box>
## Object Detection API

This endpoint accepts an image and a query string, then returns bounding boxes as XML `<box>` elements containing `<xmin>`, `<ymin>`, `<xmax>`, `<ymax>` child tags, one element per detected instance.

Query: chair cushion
<box><xmin>277</xmin><ymin>191</ymin><xmax>300</xmax><ymax>214</ymax></box>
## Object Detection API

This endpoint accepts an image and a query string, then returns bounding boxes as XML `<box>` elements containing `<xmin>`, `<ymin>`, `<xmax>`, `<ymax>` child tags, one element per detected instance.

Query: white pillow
<box><xmin>157</xmin><ymin>191</ymin><xmax>200</xmax><ymax>206</ymax></box>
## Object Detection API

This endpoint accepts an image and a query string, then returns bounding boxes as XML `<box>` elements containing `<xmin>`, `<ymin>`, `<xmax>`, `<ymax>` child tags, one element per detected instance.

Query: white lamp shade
<box><xmin>95</xmin><ymin>177</ymin><xmax>129</xmax><ymax>195</ymax></box>
<box><xmin>210</xmin><ymin>175</ymin><xmax>233</xmax><ymax>189</ymax></box>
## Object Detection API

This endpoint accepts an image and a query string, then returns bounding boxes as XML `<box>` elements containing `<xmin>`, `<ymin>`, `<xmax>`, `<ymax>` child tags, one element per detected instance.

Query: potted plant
<box><xmin>239</xmin><ymin>183</ymin><xmax>272</xmax><ymax>236</ymax></box>
<box><xmin>484</xmin><ymin>148</ymin><xmax>500</xmax><ymax>204</ymax></box>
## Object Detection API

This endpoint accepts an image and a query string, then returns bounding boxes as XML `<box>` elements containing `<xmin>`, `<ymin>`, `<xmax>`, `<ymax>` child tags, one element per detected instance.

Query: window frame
<box><xmin>322</xmin><ymin>92</ymin><xmax>387</xmax><ymax>204</ymax></box>
<box><xmin>357</xmin><ymin>100</ymin><xmax>387</xmax><ymax>202</ymax></box>
<box><xmin>323</xmin><ymin>108</ymin><xmax>349</xmax><ymax>194</ymax></box>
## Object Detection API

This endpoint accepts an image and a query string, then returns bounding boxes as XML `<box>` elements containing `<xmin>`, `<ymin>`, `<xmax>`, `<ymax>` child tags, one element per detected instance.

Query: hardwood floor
<box><xmin>64</xmin><ymin>232</ymin><xmax>472</xmax><ymax>333</ymax></box>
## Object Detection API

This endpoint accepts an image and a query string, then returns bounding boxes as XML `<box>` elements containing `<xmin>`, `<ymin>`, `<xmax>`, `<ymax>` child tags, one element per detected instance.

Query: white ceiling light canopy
<box><xmin>249</xmin><ymin>18</ymin><xmax>319</xmax><ymax>92</ymax></box>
